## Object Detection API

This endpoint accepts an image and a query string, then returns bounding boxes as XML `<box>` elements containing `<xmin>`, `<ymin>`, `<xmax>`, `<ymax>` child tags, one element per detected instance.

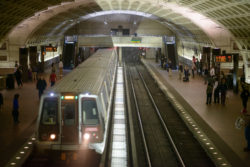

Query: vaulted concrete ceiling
<box><xmin>0</xmin><ymin>0</ymin><xmax>250</xmax><ymax>50</ymax></box>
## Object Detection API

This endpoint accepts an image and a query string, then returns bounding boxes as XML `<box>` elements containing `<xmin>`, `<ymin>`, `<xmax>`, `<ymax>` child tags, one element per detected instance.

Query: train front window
<box><xmin>82</xmin><ymin>99</ymin><xmax>99</xmax><ymax>125</ymax></box>
<box><xmin>41</xmin><ymin>97</ymin><xmax>58</xmax><ymax>125</ymax></box>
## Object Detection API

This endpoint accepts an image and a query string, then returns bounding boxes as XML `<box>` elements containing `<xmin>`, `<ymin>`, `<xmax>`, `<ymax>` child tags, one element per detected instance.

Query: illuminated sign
<box><xmin>215</xmin><ymin>55</ymin><xmax>232</xmax><ymax>62</ymax></box>
<box><xmin>131</xmin><ymin>37</ymin><xmax>141</xmax><ymax>43</ymax></box>
<box><xmin>45</xmin><ymin>46</ymin><xmax>57</xmax><ymax>52</ymax></box>
<box><xmin>61</xmin><ymin>95</ymin><xmax>78</xmax><ymax>100</ymax></box>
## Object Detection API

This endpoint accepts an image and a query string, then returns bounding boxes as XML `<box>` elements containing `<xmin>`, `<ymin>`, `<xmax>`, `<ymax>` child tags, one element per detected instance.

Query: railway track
<box><xmin>125</xmin><ymin>61</ymin><xmax>215</xmax><ymax>167</ymax></box>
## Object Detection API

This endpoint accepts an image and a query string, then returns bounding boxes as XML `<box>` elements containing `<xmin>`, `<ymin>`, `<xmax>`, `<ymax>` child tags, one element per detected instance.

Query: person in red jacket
<box><xmin>49</xmin><ymin>72</ymin><xmax>57</xmax><ymax>87</ymax></box>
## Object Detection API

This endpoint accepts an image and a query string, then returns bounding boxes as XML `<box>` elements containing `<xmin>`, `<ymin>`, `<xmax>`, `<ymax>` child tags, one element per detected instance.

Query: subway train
<box><xmin>35</xmin><ymin>48</ymin><xmax>118</xmax><ymax>154</ymax></box>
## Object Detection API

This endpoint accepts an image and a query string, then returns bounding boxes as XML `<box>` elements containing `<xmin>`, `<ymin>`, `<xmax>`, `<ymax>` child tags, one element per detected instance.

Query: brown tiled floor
<box><xmin>0</xmin><ymin>64</ymin><xmax>67</xmax><ymax>166</ymax></box>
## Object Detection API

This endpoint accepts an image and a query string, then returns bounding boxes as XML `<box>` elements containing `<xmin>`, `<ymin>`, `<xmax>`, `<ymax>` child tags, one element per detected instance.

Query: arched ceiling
<box><xmin>0</xmin><ymin>0</ymin><xmax>250</xmax><ymax>50</ymax></box>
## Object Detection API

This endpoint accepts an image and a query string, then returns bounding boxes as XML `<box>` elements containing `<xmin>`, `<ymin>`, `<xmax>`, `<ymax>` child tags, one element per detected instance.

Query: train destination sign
<box><xmin>215</xmin><ymin>55</ymin><xmax>232</xmax><ymax>62</ymax></box>
<box><xmin>45</xmin><ymin>46</ymin><xmax>57</xmax><ymax>52</ymax></box>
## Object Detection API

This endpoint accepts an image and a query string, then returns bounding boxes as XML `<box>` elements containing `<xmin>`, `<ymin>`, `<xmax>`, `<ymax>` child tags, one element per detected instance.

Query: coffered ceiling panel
<box><xmin>0</xmin><ymin>0</ymin><xmax>249</xmax><ymax>50</ymax></box>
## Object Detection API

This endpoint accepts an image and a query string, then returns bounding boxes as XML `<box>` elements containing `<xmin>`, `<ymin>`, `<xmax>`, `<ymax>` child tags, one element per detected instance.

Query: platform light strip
<box><xmin>111</xmin><ymin>67</ymin><xmax>127</xmax><ymax>167</ymax></box>
<box><xmin>164</xmin><ymin>89</ymin><xmax>230</xmax><ymax>166</ymax></box>
<box><xmin>6</xmin><ymin>135</ymin><xmax>36</xmax><ymax>167</ymax></box>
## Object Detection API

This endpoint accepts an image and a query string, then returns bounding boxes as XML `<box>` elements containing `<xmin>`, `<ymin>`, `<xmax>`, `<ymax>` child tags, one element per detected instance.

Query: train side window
<box><xmin>62</xmin><ymin>102</ymin><xmax>75</xmax><ymax>125</ymax></box>
<box><xmin>82</xmin><ymin>98</ymin><xmax>99</xmax><ymax>125</ymax></box>
<box><xmin>41</xmin><ymin>97</ymin><xmax>58</xmax><ymax>125</ymax></box>
<box><xmin>102</xmin><ymin>86</ymin><xmax>108</xmax><ymax>109</ymax></box>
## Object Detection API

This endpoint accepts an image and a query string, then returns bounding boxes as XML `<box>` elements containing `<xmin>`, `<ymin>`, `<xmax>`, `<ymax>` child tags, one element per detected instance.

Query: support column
<box><xmin>19</xmin><ymin>48</ymin><xmax>28</xmax><ymax>81</ymax></box>
<box><xmin>40</xmin><ymin>46</ymin><xmax>45</xmax><ymax>72</ymax></box>
<box><xmin>162</xmin><ymin>37</ymin><xmax>167</xmax><ymax>59</ymax></box>
<box><xmin>233</xmin><ymin>54</ymin><xmax>239</xmax><ymax>93</ymax></box>
<box><xmin>29</xmin><ymin>46</ymin><xmax>37</xmax><ymax>66</ymax></box>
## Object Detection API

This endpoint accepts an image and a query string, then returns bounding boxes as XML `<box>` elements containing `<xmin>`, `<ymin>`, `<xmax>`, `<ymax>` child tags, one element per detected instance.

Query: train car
<box><xmin>35</xmin><ymin>48</ymin><xmax>117</xmax><ymax>154</ymax></box>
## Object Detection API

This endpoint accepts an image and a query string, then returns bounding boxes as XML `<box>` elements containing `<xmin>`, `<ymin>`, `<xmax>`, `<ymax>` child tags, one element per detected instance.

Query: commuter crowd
<box><xmin>0</xmin><ymin>60</ymin><xmax>63</xmax><ymax>125</ymax></box>
<box><xmin>156</xmin><ymin>54</ymin><xmax>250</xmax><ymax>152</ymax></box>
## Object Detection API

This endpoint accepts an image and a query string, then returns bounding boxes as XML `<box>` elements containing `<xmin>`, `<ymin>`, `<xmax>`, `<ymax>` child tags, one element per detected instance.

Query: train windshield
<box><xmin>82</xmin><ymin>98</ymin><xmax>99</xmax><ymax>125</ymax></box>
<box><xmin>41</xmin><ymin>97</ymin><xmax>58</xmax><ymax>125</ymax></box>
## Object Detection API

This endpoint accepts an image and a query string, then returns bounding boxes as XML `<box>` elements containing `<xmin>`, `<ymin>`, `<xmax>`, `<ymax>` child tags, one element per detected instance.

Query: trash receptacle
<box><xmin>6</xmin><ymin>74</ymin><xmax>15</xmax><ymax>89</ymax></box>
<box><xmin>0</xmin><ymin>76</ymin><xmax>6</xmax><ymax>90</ymax></box>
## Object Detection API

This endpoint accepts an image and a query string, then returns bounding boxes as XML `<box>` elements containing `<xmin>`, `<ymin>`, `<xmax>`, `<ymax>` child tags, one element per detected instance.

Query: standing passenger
<box><xmin>14</xmin><ymin>61</ymin><xmax>18</xmax><ymax>72</ymax></box>
<box><xmin>192</xmin><ymin>62</ymin><xmax>196</xmax><ymax>78</ymax></box>
<box><xmin>183</xmin><ymin>66</ymin><xmax>189</xmax><ymax>82</ymax></box>
<box><xmin>243</xmin><ymin>111</ymin><xmax>250</xmax><ymax>152</ymax></box>
<box><xmin>31</xmin><ymin>64</ymin><xmax>37</xmax><ymax>81</ymax></box>
<box><xmin>37</xmin><ymin>75</ymin><xmax>47</xmax><ymax>99</ymax></box>
<box><xmin>220</xmin><ymin>78</ymin><xmax>227</xmax><ymax>105</ymax></box>
<box><xmin>214</xmin><ymin>84</ymin><xmax>220</xmax><ymax>103</ymax></box>
<box><xmin>14</xmin><ymin>68</ymin><xmax>23</xmax><ymax>88</ymax></box>
<box><xmin>241</xmin><ymin>87</ymin><xmax>250</xmax><ymax>110</ymax></box>
<box><xmin>204</xmin><ymin>66</ymin><xmax>209</xmax><ymax>84</ymax></box>
<box><xmin>210</xmin><ymin>66</ymin><xmax>215</xmax><ymax>79</ymax></box>
<box><xmin>12</xmin><ymin>94</ymin><xmax>20</xmax><ymax>124</ymax></box>
<box><xmin>51</xmin><ymin>63</ymin><xmax>56</xmax><ymax>73</ymax></box>
<box><xmin>178</xmin><ymin>63</ymin><xmax>183</xmax><ymax>80</ymax></box>
<box><xmin>59</xmin><ymin>59</ymin><xmax>63</xmax><ymax>79</ymax></box>
<box><xmin>206</xmin><ymin>83</ymin><xmax>213</xmax><ymax>104</ymax></box>
<box><xmin>49</xmin><ymin>72</ymin><xmax>57</xmax><ymax>87</ymax></box>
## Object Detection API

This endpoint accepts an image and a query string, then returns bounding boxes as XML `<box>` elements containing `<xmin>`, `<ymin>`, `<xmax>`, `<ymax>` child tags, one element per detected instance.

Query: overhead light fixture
<box><xmin>104</xmin><ymin>21</ymin><xmax>107</xmax><ymax>25</ymax></box>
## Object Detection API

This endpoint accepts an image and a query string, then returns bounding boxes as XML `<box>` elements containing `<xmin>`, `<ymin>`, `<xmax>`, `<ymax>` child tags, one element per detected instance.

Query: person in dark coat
<box><xmin>242</xmin><ymin>111</ymin><xmax>250</xmax><ymax>152</ymax></box>
<box><xmin>206</xmin><ymin>83</ymin><xmax>213</xmax><ymax>104</ymax></box>
<box><xmin>14</xmin><ymin>68</ymin><xmax>23</xmax><ymax>88</ymax></box>
<box><xmin>36</xmin><ymin>76</ymin><xmax>47</xmax><ymax>99</ymax></box>
<box><xmin>220</xmin><ymin>78</ymin><xmax>227</xmax><ymax>105</ymax></box>
<box><xmin>241</xmin><ymin>87</ymin><xmax>250</xmax><ymax>110</ymax></box>
<box><xmin>12</xmin><ymin>94</ymin><xmax>20</xmax><ymax>124</ymax></box>
<box><xmin>214</xmin><ymin>84</ymin><xmax>220</xmax><ymax>103</ymax></box>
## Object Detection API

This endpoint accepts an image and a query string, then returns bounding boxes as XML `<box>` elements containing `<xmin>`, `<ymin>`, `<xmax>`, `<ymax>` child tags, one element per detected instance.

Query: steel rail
<box><xmin>137</xmin><ymin>69</ymin><xmax>186</xmax><ymax>167</ymax></box>
<box><xmin>127</xmin><ymin>66</ymin><xmax>152</xmax><ymax>167</ymax></box>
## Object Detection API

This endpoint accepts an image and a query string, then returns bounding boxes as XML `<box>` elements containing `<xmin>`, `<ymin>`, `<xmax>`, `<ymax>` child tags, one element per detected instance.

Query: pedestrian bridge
<box><xmin>77</xmin><ymin>36</ymin><xmax>162</xmax><ymax>48</ymax></box>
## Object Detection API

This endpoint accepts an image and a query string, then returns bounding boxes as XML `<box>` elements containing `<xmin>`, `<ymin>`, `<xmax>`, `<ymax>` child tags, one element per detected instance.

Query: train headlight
<box><xmin>50</xmin><ymin>134</ymin><xmax>56</xmax><ymax>140</ymax></box>
<box><xmin>83</xmin><ymin>133</ymin><xmax>90</xmax><ymax>140</ymax></box>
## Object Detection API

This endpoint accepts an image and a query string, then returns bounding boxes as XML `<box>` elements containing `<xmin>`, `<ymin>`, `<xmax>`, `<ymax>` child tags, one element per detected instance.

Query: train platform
<box><xmin>142</xmin><ymin>58</ymin><xmax>250</xmax><ymax>167</ymax></box>
<box><xmin>0</xmin><ymin>64</ymin><xmax>67</xmax><ymax>167</ymax></box>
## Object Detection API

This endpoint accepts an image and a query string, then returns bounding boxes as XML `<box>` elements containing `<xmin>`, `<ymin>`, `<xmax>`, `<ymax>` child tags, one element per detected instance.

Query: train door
<box><xmin>61</xmin><ymin>95</ymin><xmax>78</xmax><ymax>144</ymax></box>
